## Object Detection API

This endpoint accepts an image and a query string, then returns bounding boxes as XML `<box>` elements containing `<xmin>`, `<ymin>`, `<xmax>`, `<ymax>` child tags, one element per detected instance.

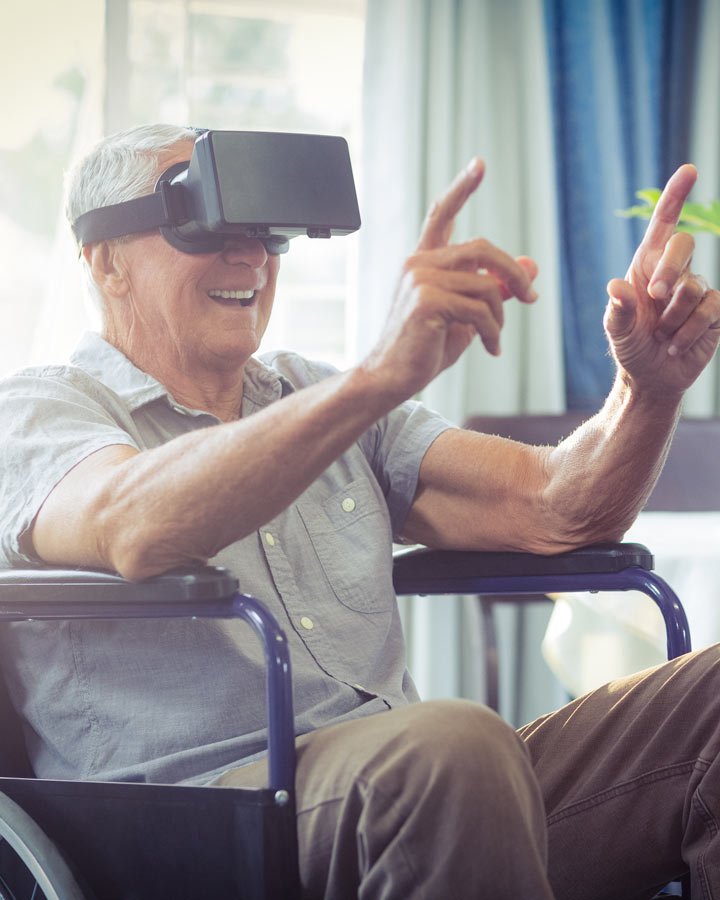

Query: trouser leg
<box><xmin>215</xmin><ymin>698</ymin><xmax>553</xmax><ymax>899</ymax></box>
<box><xmin>518</xmin><ymin>644</ymin><xmax>720</xmax><ymax>900</ymax></box>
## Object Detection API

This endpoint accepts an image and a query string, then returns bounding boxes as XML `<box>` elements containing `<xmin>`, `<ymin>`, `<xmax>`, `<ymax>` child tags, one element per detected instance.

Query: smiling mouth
<box><xmin>207</xmin><ymin>289</ymin><xmax>256</xmax><ymax>307</ymax></box>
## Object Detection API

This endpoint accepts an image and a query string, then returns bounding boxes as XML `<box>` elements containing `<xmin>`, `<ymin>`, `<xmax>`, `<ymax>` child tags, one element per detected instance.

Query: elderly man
<box><xmin>1</xmin><ymin>123</ymin><xmax>720</xmax><ymax>899</ymax></box>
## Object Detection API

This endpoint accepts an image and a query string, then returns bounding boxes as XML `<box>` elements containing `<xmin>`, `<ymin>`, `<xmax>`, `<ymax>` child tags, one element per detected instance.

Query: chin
<box><xmin>205</xmin><ymin>334</ymin><xmax>261</xmax><ymax>368</ymax></box>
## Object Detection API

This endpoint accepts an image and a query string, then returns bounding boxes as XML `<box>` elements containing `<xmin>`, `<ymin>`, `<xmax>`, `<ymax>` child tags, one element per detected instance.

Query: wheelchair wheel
<box><xmin>0</xmin><ymin>792</ymin><xmax>86</xmax><ymax>900</ymax></box>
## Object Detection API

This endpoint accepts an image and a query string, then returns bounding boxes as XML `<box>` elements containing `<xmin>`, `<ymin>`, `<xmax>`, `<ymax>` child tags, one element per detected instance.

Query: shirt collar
<box><xmin>70</xmin><ymin>331</ymin><xmax>292</xmax><ymax>416</ymax></box>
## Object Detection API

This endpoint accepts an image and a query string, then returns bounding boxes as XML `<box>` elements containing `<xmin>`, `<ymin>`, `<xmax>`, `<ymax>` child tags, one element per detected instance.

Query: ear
<box><xmin>83</xmin><ymin>242</ymin><xmax>130</xmax><ymax>299</ymax></box>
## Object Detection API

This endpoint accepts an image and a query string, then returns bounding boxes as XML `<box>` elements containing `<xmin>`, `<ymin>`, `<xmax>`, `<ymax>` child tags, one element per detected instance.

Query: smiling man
<box><xmin>1</xmin><ymin>123</ymin><xmax>720</xmax><ymax>898</ymax></box>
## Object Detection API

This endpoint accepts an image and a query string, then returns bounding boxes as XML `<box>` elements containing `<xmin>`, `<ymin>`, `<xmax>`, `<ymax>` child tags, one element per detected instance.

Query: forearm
<box><xmin>58</xmin><ymin>366</ymin><xmax>393</xmax><ymax>580</ymax></box>
<box><xmin>542</xmin><ymin>375</ymin><xmax>682</xmax><ymax>545</ymax></box>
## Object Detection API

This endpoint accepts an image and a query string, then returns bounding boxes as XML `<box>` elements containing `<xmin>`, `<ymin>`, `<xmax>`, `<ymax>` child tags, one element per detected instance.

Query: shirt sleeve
<box><xmin>360</xmin><ymin>400</ymin><xmax>456</xmax><ymax>539</ymax></box>
<box><xmin>262</xmin><ymin>350</ymin><xmax>457</xmax><ymax>540</ymax></box>
<box><xmin>0</xmin><ymin>366</ymin><xmax>141</xmax><ymax>566</ymax></box>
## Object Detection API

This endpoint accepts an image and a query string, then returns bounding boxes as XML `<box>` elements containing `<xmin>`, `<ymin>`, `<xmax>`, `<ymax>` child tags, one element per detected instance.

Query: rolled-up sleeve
<box><xmin>363</xmin><ymin>400</ymin><xmax>455</xmax><ymax>539</ymax></box>
<box><xmin>0</xmin><ymin>366</ymin><xmax>140</xmax><ymax>566</ymax></box>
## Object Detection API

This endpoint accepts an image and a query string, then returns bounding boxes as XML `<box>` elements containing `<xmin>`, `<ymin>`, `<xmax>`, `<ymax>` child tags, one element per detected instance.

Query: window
<box><xmin>107</xmin><ymin>0</ymin><xmax>366</xmax><ymax>369</ymax></box>
<box><xmin>0</xmin><ymin>0</ymin><xmax>365</xmax><ymax>377</ymax></box>
<box><xmin>0</xmin><ymin>0</ymin><xmax>104</xmax><ymax>376</ymax></box>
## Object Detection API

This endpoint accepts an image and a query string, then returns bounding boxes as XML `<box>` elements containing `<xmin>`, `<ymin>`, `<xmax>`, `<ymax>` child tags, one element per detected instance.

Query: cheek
<box><xmin>260</xmin><ymin>258</ymin><xmax>280</xmax><ymax>311</ymax></box>
<box><xmin>267</xmin><ymin>255</ymin><xmax>281</xmax><ymax>287</ymax></box>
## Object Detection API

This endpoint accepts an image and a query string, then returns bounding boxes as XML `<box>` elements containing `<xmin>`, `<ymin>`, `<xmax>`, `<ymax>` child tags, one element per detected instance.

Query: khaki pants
<box><xmin>214</xmin><ymin>645</ymin><xmax>720</xmax><ymax>899</ymax></box>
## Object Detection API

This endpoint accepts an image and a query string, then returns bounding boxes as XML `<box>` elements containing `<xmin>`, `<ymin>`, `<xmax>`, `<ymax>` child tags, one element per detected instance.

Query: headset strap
<box><xmin>71</xmin><ymin>182</ymin><xmax>187</xmax><ymax>247</ymax></box>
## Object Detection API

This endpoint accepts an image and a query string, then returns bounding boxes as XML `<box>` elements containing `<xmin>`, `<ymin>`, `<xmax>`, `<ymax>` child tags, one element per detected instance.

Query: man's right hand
<box><xmin>361</xmin><ymin>158</ymin><xmax>539</xmax><ymax>402</ymax></box>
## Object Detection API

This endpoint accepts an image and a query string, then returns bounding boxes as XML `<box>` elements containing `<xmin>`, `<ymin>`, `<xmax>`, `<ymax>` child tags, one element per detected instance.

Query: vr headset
<box><xmin>72</xmin><ymin>130</ymin><xmax>361</xmax><ymax>255</ymax></box>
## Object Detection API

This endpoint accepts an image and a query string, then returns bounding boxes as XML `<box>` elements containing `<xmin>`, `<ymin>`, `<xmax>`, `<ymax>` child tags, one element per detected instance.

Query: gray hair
<box><xmin>65</xmin><ymin>124</ymin><xmax>200</xmax><ymax>315</ymax></box>
<box><xmin>65</xmin><ymin>123</ymin><xmax>200</xmax><ymax>224</ymax></box>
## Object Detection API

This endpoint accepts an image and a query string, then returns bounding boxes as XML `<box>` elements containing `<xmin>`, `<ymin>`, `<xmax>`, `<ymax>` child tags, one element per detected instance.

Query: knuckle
<box><xmin>473</xmin><ymin>306</ymin><xmax>494</xmax><ymax>329</ymax></box>
<box><xmin>426</xmin><ymin>201</ymin><xmax>442</xmax><ymax>220</ymax></box>
<box><xmin>403</xmin><ymin>252</ymin><xmax>424</xmax><ymax>273</ymax></box>
<box><xmin>404</xmin><ymin>266</ymin><xmax>435</xmax><ymax>291</ymax></box>
<box><xmin>698</xmin><ymin>303</ymin><xmax>717</xmax><ymax>325</ymax></box>
<box><xmin>685</xmin><ymin>275</ymin><xmax>706</xmax><ymax>298</ymax></box>
<box><xmin>472</xmin><ymin>237</ymin><xmax>492</xmax><ymax>255</ymax></box>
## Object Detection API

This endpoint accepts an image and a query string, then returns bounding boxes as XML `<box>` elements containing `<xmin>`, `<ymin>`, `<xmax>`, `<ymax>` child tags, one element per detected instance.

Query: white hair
<box><xmin>64</xmin><ymin>124</ymin><xmax>201</xmax><ymax>314</ymax></box>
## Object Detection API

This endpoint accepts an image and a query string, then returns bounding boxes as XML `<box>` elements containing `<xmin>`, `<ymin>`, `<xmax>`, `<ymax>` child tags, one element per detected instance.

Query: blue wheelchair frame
<box><xmin>0</xmin><ymin>567</ymin><xmax>300</xmax><ymax>900</ymax></box>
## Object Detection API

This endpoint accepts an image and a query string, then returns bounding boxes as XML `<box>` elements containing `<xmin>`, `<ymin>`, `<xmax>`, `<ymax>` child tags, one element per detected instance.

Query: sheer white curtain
<box><xmin>358</xmin><ymin>0</ymin><xmax>565</xmax><ymax>714</ymax></box>
<box><xmin>358</xmin><ymin>0</ymin><xmax>563</xmax><ymax>420</ymax></box>
<box><xmin>685</xmin><ymin>0</ymin><xmax>720</xmax><ymax>415</ymax></box>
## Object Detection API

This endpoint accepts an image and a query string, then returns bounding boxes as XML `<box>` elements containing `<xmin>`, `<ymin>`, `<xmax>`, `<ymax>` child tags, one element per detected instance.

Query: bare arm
<box><xmin>405</xmin><ymin>164</ymin><xmax>720</xmax><ymax>553</ymax></box>
<box><xmin>403</xmin><ymin>377</ymin><xmax>680</xmax><ymax>553</ymax></box>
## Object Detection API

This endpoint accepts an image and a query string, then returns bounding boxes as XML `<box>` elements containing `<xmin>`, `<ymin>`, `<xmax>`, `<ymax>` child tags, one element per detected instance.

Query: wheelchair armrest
<box><xmin>0</xmin><ymin>566</ymin><xmax>296</xmax><ymax>792</ymax></box>
<box><xmin>0</xmin><ymin>566</ymin><xmax>238</xmax><ymax>604</ymax></box>
<box><xmin>392</xmin><ymin>542</ymin><xmax>653</xmax><ymax>595</ymax></box>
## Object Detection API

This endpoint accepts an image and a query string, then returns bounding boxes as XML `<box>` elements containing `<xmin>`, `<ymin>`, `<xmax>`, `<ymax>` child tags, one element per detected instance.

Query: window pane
<box><xmin>0</xmin><ymin>0</ymin><xmax>103</xmax><ymax>375</ymax></box>
<box><xmin>114</xmin><ymin>0</ymin><xmax>365</xmax><ymax>368</ymax></box>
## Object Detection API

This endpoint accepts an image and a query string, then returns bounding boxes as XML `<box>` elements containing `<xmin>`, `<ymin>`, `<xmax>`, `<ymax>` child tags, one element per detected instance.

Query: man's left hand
<box><xmin>605</xmin><ymin>164</ymin><xmax>720</xmax><ymax>397</ymax></box>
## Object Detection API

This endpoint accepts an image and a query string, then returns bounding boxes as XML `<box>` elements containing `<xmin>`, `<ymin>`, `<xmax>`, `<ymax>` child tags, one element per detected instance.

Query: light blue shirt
<box><xmin>0</xmin><ymin>333</ymin><xmax>453</xmax><ymax>784</ymax></box>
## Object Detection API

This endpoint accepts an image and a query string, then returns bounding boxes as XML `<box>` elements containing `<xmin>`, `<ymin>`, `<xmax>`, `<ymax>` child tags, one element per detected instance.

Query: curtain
<box><xmin>358</xmin><ymin>0</ymin><xmax>564</xmax><ymax>420</ymax></box>
<box><xmin>545</xmin><ymin>0</ymin><xmax>718</xmax><ymax>412</ymax></box>
<box><xmin>359</xmin><ymin>0</ymin><xmax>567</xmax><ymax>723</ymax></box>
<box><xmin>684</xmin><ymin>0</ymin><xmax>720</xmax><ymax>415</ymax></box>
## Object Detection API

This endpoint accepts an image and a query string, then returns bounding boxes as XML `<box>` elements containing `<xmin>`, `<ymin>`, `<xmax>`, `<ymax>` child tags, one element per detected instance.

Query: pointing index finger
<box><xmin>416</xmin><ymin>157</ymin><xmax>486</xmax><ymax>252</ymax></box>
<box><xmin>640</xmin><ymin>163</ymin><xmax>697</xmax><ymax>252</ymax></box>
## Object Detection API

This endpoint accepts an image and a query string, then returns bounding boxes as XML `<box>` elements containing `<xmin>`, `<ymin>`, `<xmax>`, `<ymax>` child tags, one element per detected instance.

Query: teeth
<box><xmin>208</xmin><ymin>289</ymin><xmax>255</xmax><ymax>300</ymax></box>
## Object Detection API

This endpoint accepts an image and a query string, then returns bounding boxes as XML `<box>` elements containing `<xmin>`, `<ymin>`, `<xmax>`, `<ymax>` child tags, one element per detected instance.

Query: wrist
<box><xmin>351</xmin><ymin>355</ymin><xmax>417</xmax><ymax>412</ymax></box>
<box><xmin>614</xmin><ymin>370</ymin><xmax>684</xmax><ymax>416</ymax></box>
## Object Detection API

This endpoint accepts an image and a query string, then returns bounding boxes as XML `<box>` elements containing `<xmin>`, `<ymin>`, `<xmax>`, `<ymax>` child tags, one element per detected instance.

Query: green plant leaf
<box><xmin>615</xmin><ymin>203</ymin><xmax>653</xmax><ymax>220</ymax></box>
<box><xmin>616</xmin><ymin>188</ymin><xmax>720</xmax><ymax>237</ymax></box>
<box><xmin>636</xmin><ymin>188</ymin><xmax>662</xmax><ymax>205</ymax></box>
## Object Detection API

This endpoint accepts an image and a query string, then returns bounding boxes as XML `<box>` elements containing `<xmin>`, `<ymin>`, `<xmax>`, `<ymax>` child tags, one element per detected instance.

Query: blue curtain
<box><xmin>544</xmin><ymin>0</ymin><xmax>701</xmax><ymax>410</ymax></box>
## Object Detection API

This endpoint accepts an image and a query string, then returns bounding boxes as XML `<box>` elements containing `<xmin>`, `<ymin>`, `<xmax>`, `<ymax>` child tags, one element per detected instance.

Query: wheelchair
<box><xmin>0</xmin><ymin>543</ymin><xmax>692</xmax><ymax>899</ymax></box>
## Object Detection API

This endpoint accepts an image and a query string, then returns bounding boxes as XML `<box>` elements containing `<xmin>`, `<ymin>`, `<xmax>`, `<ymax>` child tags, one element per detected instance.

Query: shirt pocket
<box><xmin>297</xmin><ymin>479</ymin><xmax>395</xmax><ymax>614</ymax></box>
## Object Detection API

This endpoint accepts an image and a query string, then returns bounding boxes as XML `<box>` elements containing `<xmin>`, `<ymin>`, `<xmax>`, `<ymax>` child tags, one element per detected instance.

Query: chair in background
<box><xmin>460</xmin><ymin>414</ymin><xmax>720</xmax><ymax>713</ymax></box>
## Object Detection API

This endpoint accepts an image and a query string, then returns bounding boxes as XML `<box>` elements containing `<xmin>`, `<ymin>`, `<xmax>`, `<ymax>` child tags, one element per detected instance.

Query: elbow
<box><xmin>530</xmin><ymin>509</ymin><xmax>630</xmax><ymax>555</ymax></box>
<box><xmin>99</xmin><ymin>515</ymin><xmax>208</xmax><ymax>582</ymax></box>
<box><xmin>109</xmin><ymin>542</ymin><xmax>209</xmax><ymax>582</ymax></box>
<box><xmin>110</xmin><ymin>551</ymin><xmax>171</xmax><ymax>583</ymax></box>
<box><xmin>522</xmin><ymin>486</ymin><xmax>631</xmax><ymax>555</ymax></box>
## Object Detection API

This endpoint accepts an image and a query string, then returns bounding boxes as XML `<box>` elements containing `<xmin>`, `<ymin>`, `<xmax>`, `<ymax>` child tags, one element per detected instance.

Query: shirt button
<box><xmin>300</xmin><ymin>616</ymin><xmax>314</xmax><ymax>630</ymax></box>
<box><xmin>264</xmin><ymin>532</ymin><xmax>276</xmax><ymax>547</ymax></box>
<box><xmin>341</xmin><ymin>497</ymin><xmax>356</xmax><ymax>513</ymax></box>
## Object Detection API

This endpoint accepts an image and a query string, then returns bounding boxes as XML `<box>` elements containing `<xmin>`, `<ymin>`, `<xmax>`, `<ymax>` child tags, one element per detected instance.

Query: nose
<box><xmin>219</xmin><ymin>236</ymin><xmax>268</xmax><ymax>267</ymax></box>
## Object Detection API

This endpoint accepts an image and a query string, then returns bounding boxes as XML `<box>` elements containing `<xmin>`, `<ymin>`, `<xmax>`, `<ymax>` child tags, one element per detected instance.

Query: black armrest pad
<box><xmin>392</xmin><ymin>542</ymin><xmax>653</xmax><ymax>589</ymax></box>
<box><xmin>0</xmin><ymin>566</ymin><xmax>238</xmax><ymax>604</ymax></box>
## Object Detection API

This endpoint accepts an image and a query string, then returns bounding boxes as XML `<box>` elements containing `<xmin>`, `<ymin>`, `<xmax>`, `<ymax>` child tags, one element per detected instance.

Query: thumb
<box><xmin>604</xmin><ymin>278</ymin><xmax>637</xmax><ymax>338</ymax></box>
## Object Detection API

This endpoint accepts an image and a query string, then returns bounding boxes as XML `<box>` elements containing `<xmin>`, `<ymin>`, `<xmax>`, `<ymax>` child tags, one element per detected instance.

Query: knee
<box><xmin>401</xmin><ymin>698</ymin><xmax>521</xmax><ymax>762</ymax></box>
<box><xmin>365</xmin><ymin>699</ymin><xmax>535</xmax><ymax>797</ymax></box>
<box><xmin>352</xmin><ymin>700</ymin><xmax>545</xmax><ymax>849</ymax></box>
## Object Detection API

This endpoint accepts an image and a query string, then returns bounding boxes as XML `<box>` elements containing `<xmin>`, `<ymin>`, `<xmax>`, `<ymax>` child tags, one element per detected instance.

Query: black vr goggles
<box><xmin>72</xmin><ymin>130</ymin><xmax>361</xmax><ymax>255</ymax></box>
